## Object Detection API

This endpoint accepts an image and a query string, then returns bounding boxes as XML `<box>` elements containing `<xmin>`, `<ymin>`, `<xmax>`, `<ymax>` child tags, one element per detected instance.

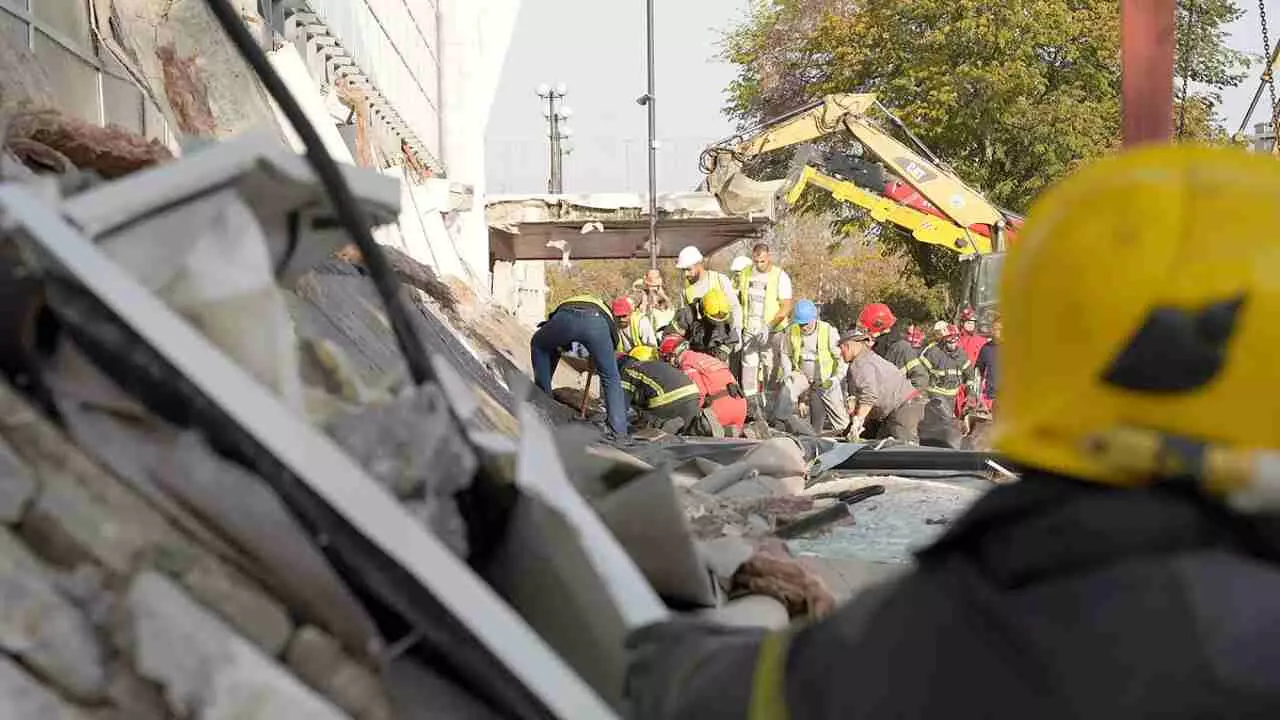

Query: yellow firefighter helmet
<box><xmin>628</xmin><ymin>345</ymin><xmax>657</xmax><ymax>362</ymax></box>
<box><xmin>702</xmin><ymin>287</ymin><xmax>731</xmax><ymax>322</ymax></box>
<box><xmin>996</xmin><ymin>145</ymin><xmax>1280</xmax><ymax>506</ymax></box>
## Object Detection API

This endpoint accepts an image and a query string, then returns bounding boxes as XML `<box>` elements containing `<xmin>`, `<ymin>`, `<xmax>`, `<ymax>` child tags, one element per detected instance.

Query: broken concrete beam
<box><xmin>285</xmin><ymin>625</ymin><xmax>390</xmax><ymax>720</ymax></box>
<box><xmin>125</xmin><ymin>572</ymin><xmax>348</xmax><ymax>720</ymax></box>
<box><xmin>0</xmin><ymin>653</ymin><xmax>90</xmax><ymax>720</ymax></box>
<box><xmin>0</xmin><ymin>435</ymin><xmax>36</xmax><ymax>523</ymax></box>
<box><xmin>6</xmin><ymin>110</ymin><xmax>173</xmax><ymax>179</ymax></box>
<box><xmin>0</xmin><ymin>527</ymin><xmax>106</xmax><ymax>701</ymax></box>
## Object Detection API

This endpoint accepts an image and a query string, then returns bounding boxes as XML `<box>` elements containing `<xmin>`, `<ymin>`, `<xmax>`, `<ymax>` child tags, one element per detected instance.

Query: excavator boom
<box><xmin>702</xmin><ymin>93</ymin><xmax>1017</xmax><ymax>253</ymax></box>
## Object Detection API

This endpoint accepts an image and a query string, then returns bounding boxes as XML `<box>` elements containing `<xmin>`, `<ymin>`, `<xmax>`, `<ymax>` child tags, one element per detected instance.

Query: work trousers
<box><xmin>531</xmin><ymin>309</ymin><xmax>628</xmax><ymax>434</ymax></box>
<box><xmin>774</xmin><ymin>372</ymin><xmax>849</xmax><ymax>434</ymax></box>
<box><xmin>740</xmin><ymin>328</ymin><xmax>782</xmax><ymax>398</ymax></box>
<box><xmin>866</xmin><ymin>397</ymin><xmax>926</xmax><ymax>444</ymax></box>
<box><xmin>635</xmin><ymin>395</ymin><xmax>701</xmax><ymax>435</ymax></box>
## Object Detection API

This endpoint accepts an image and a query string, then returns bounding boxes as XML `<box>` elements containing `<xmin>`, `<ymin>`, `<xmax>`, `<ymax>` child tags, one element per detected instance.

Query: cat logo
<box><xmin>894</xmin><ymin>157</ymin><xmax>937</xmax><ymax>184</ymax></box>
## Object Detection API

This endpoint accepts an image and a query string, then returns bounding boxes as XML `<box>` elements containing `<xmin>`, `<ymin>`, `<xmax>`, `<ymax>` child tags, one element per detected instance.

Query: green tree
<box><xmin>1175</xmin><ymin>0</ymin><xmax>1249</xmax><ymax>140</ymax></box>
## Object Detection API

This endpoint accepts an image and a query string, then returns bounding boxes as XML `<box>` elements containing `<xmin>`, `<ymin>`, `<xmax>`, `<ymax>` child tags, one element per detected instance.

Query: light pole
<box><xmin>636</xmin><ymin>0</ymin><xmax>657</xmax><ymax>269</ymax></box>
<box><xmin>536</xmin><ymin>83</ymin><xmax>573</xmax><ymax>193</ymax></box>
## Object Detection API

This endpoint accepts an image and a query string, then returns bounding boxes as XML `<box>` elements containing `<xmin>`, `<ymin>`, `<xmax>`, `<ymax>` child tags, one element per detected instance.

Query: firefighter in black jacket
<box><xmin>664</xmin><ymin>287</ymin><xmax>738</xmax><ymax>362</ymax></box>
<box><xmin>858</xmin><ymin>302</ymin><xmax>928</xmax><ymax>391</ymax></box>
<box><xmin>617</xmin><ymin>346</ymin><xmax>702</xmax><ymax>433</ymax></box>
<box><xmin>625</xmin><ymin>146</ymin><xmax>1280</xmax><ymax>719</ymax></box>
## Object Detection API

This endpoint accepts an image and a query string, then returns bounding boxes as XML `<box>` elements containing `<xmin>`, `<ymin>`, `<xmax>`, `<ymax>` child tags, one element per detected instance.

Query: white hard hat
<box><xmin>676</xmin><ymin>246</ymin><xmax>704</xmax><ymax>269</ymax></box>
<box><xmin>730</xmin><ymin>255</ymin><xmax>751</xmax><ymax>273</ymax></box>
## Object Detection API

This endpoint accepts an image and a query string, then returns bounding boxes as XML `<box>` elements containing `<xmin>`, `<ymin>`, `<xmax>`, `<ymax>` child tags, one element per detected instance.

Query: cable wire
<box><xmin>203</xmin><ymin>0</ymin><xmax>433</xmax><ymax>386</ymax></box>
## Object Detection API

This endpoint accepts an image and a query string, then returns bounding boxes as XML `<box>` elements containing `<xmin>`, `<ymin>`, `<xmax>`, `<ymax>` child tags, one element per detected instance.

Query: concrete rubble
<box><xmin>0</xmin><ymin>13</ymin><xmax>1005</xmax><ymax>719</ymax></box>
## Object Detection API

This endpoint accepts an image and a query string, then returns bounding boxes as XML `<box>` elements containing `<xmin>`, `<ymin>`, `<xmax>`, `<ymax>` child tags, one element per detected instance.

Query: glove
<box><xmin>844</xmin><ymin>418</ymin><xmax>865</xmax><ymax>442</ymax></box>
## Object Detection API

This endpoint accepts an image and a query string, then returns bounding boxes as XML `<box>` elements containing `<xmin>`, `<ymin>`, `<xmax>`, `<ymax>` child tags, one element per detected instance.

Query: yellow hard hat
<box><xmin>701</xmin><ymin>287</ymin><xmax>731</xmax><ymax>322</ymax></box>
<box><xmin>996</xmin><ymin>145</ymin><xmax>1280</xmax><ymax>500</ymax></box>
<box><xmin>628</xmin><ymin>345</ymin><xmax>657</xmax><ymax>362</ymax></box>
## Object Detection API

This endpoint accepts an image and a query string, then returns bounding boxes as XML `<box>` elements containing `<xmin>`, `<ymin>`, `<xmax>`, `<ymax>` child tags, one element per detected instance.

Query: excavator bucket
<box><xmin>703</xmin><ymin>150</ymin><xmax>787</xmax><ymax>219</ymax></box>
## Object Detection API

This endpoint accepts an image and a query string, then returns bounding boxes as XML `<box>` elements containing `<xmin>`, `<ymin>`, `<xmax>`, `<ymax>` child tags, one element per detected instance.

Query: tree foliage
<box><xmin>721</xmin><ymin>0</ymin><xmax>1248</xmax><ymax>288</ymax></box>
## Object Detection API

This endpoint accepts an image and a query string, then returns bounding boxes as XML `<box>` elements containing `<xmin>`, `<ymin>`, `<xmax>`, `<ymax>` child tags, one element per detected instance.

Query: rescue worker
<box><xmin>617</xmin><ymin>346</ymin><xmax>701</xmax><ymax>434</ymax></box>
<box><xmin>728</xmin><ymin>255</ymin><xmax>752</xmax><ymax>291</ymax></box>
<box><xmin>775</xmin><ymin>299</ymin><xmax>848</xmax><ymax>434</ymax></box>
<box><xmin>975</xmin><ymin>315</ymin><xmax>1000</xmax><ymax>410</ymax></box>
<box><xmin>905</xmin><ymin>323</ymin><xmax>924</xmax><ymax>349</ymax></box>
<box><xmin>737</xmin><ymin>242</ymin><xmax>794</xmax><ymax>402</ymax></box>
<box><xmin>909</xmin><ymin>323</ymin><xmax>979</xmax><ymax>443</ymax></box>
<box><xmin>633</xmin><ymin>269</ymin><xmax>676</xmax><ymax>331</ymax></box>
<box><xmin>611</xmin><ymin>296</ymin><xmax>657</xmax><ymax>353</ymax></box>
<box><xmin>837</xmin><ymin>326</ymin><xmax>925</xmax><ymax>443</ymax></box>
<box><xmin>530</xmin><ymin>294</ymin><xmax>627</xmax><ymax>436</ymax></box>
<box><xmin>857</xmin><ymin>302</ymin><xmax>915</xmax><ymax>370</ymax></box>
<box><xmin>661</xmin><ymin>334</ymin><xmax>748</xmax><ymax>435</ymax></box>
<box><xmin>956</xmin><ymin>305</ymin><xmax>988</xmax><ymax>363</ymax></box>
<box><xmin>674</xmin><ymin>245</ymin><xmax>742</xmax><ymax>340</ymax></box>
<box><xmin>665</xmin><ymin>287</ymin><xmax>738</xmax><ymax>362</ymax></box>
<box><xmin>626</xmin><ymin>145</ymin><xmax>1280</xmax><ymax>719</ymax></box>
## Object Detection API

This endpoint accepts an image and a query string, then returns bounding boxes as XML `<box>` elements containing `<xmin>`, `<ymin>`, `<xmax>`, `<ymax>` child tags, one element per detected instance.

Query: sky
<box><xmin>485</xmin><ymin>0</ymin><xmax>750</xmax><ymax>195</ymax></box>
<box><xmin>486</xmin><ymin>1</ymin><xmax>1280</xmax><ymax>196</ymax></box>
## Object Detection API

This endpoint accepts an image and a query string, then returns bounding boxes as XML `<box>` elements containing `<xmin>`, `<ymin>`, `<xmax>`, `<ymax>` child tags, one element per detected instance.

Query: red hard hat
<box><xmin>857</xmin><ymin>303</ymin><xmax>896</xmax><ymax>334</ymax></box>
<box><xmin>958</xmin><ymin>306</ymin><xmax>976</xmax><ymax>322</ymax></box>
<box><xmin>659</xmin><ymin>333</ymin><xmax>684</xmax><ymax>357</ymax></box>
<box><xmin>611</xmin><ymin>297</ymin><xmax>633</xmax><ymax>316</ymax></box>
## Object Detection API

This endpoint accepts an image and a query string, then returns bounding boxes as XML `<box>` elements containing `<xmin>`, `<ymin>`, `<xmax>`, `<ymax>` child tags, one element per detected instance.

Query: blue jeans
<box><xmin>531</xmin><ymin>308</ymin><xmax>628</xmax><ymax>434</ymax></box>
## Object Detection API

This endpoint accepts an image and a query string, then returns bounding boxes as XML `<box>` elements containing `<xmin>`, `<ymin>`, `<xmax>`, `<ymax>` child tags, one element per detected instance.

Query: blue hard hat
<box><xmin>793</xmin><ymin>299</ymin><xmax>818</xmax><ymax>325</ymax></box>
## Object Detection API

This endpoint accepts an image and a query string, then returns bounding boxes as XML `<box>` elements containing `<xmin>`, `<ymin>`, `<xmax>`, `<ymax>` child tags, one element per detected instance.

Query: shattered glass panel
<box><xmin>31</xmin><ymin>0</ymin><xmax>90</xmax><ymax>52</ymax></box>
<box><xmin>0</xmin><ymin>7</ymin><xmax>28</xmax><ymax>48</ymax></box>
<box><xmin>33</xmin><ymin>31</ymin><xmax>99</xmax><ymax>123</ymax></box>
<box><xmin>102</xmin><ymin>74</ymin><xmax>142</xmax><ymax>133</ymax></box>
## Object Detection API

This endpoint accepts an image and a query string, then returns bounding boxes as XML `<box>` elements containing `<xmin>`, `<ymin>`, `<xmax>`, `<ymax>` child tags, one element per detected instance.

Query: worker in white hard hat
<box><xmin>675</xmin><ymin>246</ymin><xmax>742</xmax><ymax>349</ymax></box>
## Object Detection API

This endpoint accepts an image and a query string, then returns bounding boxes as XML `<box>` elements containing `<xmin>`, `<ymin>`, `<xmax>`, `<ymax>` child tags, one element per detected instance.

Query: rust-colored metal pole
<box><xmin>1121</xmin><ymin>0</ymin><xmax>1176</xmax><ymax>146</ymax></box>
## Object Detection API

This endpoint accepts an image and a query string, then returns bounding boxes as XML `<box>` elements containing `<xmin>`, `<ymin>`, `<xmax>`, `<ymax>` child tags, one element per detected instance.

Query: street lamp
<box><xmin>537</xmin><ymin>83</ymin><xmax>572</xmax><ymax>193</ymax></box>
<box><xmin>638</xmin><ymin>0</ymin><xmax>658</xmax><ymax>268</ymax></box>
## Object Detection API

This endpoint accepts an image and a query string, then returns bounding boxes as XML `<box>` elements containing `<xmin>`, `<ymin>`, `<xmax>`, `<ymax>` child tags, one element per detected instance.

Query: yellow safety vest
<box><xmin>789</xmin><ymin>322</ymin><xmax>836</xmax><ymax>382</ymax></box>
<box><xmin>555</xmin><ymin>294</ymin><xmax>611</xmax><ymax>317</ymax></box>
<box><xmin>739</xmin><ymin>265</ymin><xmax>782</xmax><ymax>329</ymax></box>
<box><xmin>616</xmin><ymin>315</ymin><xmax>649</xmax><ymax>352</ymax></box>
<box><xmin>683</xmin><ymin>270</ymin><xmax>730</xmax><ymax>305</ymax></box>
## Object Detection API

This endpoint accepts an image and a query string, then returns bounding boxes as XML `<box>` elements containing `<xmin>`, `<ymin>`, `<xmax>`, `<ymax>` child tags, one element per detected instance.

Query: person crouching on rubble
<box><xmin>774</xmin><ymin>299</ymin><xmax>848</xmax><ymax>435</ymax></box>
<box><xmin>837</xmin><ymin>326</ymin><xmax>925</xmax><ymax>443</ymax></box>
<box><xmin>531</xmin><ymin>294</ymin><xmax>628</xmax><ymax>436</ymax></box>
<box><xmin>660</xmin><ymin>334</ymin><xmax>747</xmax><ymax>437</ymax></box>
<box><xmin>626</xmin><ymin>145</ymin><xmax>1280</xmax><ymax>718</ymax></box>
<box><xmin>665</xmin><ymin>287</ymin><xmax>739</xmax><ymax>362</ymax></box>
<box><xmin>616</xmin><ymin>346</ymin><xmax>702</xmax><ymax>434</ymax></box>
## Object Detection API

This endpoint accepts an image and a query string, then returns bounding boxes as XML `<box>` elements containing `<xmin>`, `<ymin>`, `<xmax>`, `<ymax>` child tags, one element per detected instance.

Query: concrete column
<box><xmin>438</xmin><ymin>0</ymin><xmax>522</xmax><ymax>292</ymax></box>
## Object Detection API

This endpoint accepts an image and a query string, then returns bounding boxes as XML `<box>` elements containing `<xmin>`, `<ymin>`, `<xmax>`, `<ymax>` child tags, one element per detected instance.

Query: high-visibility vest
<box><xmin>616</xmin><ymin>315</ymin><xmax>651</xmax><ymax>352</ymax></box>
<box><xmin>789</xmin><ymin>322</ymin><xmax>836</xmax><ymax>382</ymax></box>
<box><xmin>739</xmin><ymin>265</ymin><xmax>783</xmax><ymax>329</ymax></box>
<box><xmin>553</xmin><ymin>294</ymin><xmax>619</xmax><ymax>349</ymax></box>
<box><xmin>683</xmin><ymin>270</ymin><xmax>730</xmax><ymax>305</ymax></box>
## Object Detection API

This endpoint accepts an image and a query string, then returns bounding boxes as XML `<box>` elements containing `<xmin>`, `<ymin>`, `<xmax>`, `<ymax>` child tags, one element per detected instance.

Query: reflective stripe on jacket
<box><xmin>788</xmin><ymin>322</ymin><xmax>837</xmax><ymax>383</ymax></box>
<box><xmin>620</xmin><ymin>361</ymin><xmax>701</xmax><ymax>409</ymax></box>
<box><xmin>913</xmin><ymin>343</ymin><xmax>974</xmax><ymax>398</ymax></box>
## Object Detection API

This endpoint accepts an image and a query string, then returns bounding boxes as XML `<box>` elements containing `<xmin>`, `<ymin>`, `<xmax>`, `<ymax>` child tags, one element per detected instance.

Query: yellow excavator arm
<box><xmin>702</xmin><ymin>93</ymin><xmax>1011</xmax><ymax>253</ymax></box>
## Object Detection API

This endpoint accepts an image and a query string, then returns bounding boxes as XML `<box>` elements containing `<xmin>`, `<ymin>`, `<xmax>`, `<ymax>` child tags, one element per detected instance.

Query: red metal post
<box><xmin>1121</xmin><ymin>0</ymin><xmax>1177</xmax><ymax>146</ymax></box>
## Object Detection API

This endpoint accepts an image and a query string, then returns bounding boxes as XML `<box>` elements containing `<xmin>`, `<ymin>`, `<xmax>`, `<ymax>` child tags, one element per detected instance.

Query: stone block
<box><xmin>177</xmin><ymin>557</ymin><xmax>293</xmax><ymax>656</ymax></box>
<box><xmin>0</xmin><ymin>436</ymin><xmax>36</xmax><ymax>523</ymax></box>
<box><xmin>285</xmin><ymin>625</ymin><xmax>390</xmax><ymax>720</ymax></box>
<box><xmin>125</xmin><ymin>572</ymin><xmax>348</xmax><ymax>720</ymax></box>
<box><xmin>0</xmin><ymin>527</ymin><xmax>106</xmax><ymax>700</ymax></box>
<box><xmin>0</xmin><ymin>653</ymin><xmax>90</xmax><ymax>719</ymax></box>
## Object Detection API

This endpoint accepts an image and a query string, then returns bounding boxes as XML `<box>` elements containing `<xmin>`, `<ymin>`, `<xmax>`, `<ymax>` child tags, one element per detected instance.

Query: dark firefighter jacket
<box><xmin>625</xmin><ymin>470</ymin><xmax>1280</xmax><ymax>719</ymax></box>
<box><xmin>872</xmin><ymin>325</ymin><xmax>917</xmax><ymax>370</ymax></box>
<box><xmin>619</xmin><ymin>359</ymin><xmax>701</xmax><ymax>413</ymax></box>
<box><xmin>909</xmin><ymin>342</ymin><xmax>975</xmax><ymax>399</ymax></box>
<box><xmin>665</xmin><ymin>305</ymin><xmax>737</xmax><ymax>360</ymax></box>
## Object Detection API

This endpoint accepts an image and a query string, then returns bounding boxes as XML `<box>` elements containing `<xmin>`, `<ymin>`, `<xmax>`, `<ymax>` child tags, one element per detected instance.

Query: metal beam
<box><xmin>1121</xmin><ymin>0</ymin><xmax>1176</xmax><ymax>146</ymax></box>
